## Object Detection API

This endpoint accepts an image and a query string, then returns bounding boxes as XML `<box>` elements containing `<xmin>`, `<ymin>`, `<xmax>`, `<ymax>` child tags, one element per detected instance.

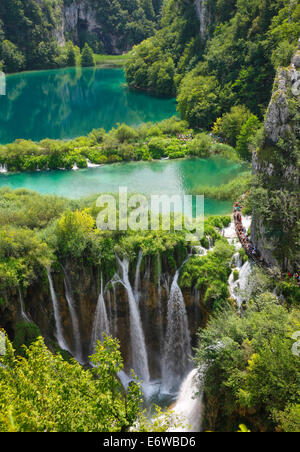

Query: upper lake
<box><xmin>0</xmin><ymin>67</ymin><xmax>177</xmax><ymax>144</ymax></box>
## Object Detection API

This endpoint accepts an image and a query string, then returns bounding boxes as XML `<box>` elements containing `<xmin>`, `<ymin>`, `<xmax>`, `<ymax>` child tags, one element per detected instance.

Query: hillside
<box><xmin>0</xmin><ymin>0</ymin><xmax>163</xmax><ymax>72</ymax></box>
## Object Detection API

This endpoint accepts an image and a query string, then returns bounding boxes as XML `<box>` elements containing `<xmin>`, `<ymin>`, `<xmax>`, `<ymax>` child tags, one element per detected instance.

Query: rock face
<box><xmin>0</xmin><ymin>254</ymin><xmax>204</xmax><ymax>380</ymax></box>
<box><xmin>251</xmin><ymin>43</ymin><xmax>300</xmax><ymax>271</ymax></box>
<box><xmin>52</xmin><ymin>0</ymin><xmax>130</xmax><ymax>54</ymax></box>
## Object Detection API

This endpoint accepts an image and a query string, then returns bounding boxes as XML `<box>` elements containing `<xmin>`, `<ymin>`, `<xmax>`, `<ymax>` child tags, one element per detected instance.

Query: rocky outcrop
<box><xmin>251</xmin><ymin>42</ymin><xmax>300</xmax><ymax>271</ymax></box>
<box><xmin>52</xmin><ymin>0</ymin><xmax>130</xmax><ymax>54</ymax></box>
<box><xmin>0</xmin><ymin>253</ymin><xmax>203</xmax><ymax>379</ymax></box>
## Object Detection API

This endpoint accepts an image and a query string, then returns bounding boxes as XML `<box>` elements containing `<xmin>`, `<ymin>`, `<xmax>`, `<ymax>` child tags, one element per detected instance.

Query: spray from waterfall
<box><xmin>91</xmin><ymin>275</ymin><xmax>110</xmax><ymax>353</ymax></box>
<box><xmin>63</xmin><ymin>269</ymin><xmax>84</xmax><ymax>363</ymax></box>
<box><xmin>46</xmin><ymin>268</ymin><xmax>70</xmax><ymax>353</ymax></box>
<box><xmin>162</xmin><ymin>261</ymin><xmax>192</xmax><ymax>392</ymax></box>
<box><xmin>115</xmin><ymin>254</ymin><xmax>150</xmax><ymax>383</ymax></box>
<box><xmin>168</xmin><ymin>368</ymin><xmax>204</xmax><ymax>433</ymax></box>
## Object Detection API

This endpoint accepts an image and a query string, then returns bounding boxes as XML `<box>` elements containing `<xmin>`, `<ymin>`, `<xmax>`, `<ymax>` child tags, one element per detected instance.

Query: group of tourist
<box><xmin>233</xmin><ymin>201</ymin><xmax>300</xmax><ymax>284</ymax></box>
<box><xmin>233</xmin><ymin>202</ymin><xmax>264</xmax><ymax>265</ymax></box>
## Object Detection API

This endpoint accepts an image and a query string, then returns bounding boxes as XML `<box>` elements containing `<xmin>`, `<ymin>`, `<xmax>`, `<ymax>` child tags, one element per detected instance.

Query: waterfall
<box><xmin>47</xmin><ymin>269</ymin><xmax>70</xmax><ymax>353</ymax></box>
<box><xmin>229</xmin><ymin>261</ymin><xmax>252</xmax><ymax>309</ymax></box>
<box><xmin>157</xmin><ymin>254</ymin><xmax>164</xmax><ymax>369</ymax></box>
<box><xmin>112</xmin><ymin>285</ymin><xmax>118</xmax><ymax>337</ymax></box>
<box><xmin>115</xmin><ymin>254</ymin><xmax>150</xmax><ymax>383</ymax></box>
<box><xmin>168</xmin><ymin>368</ymin><xmax>204</xmax><ymax>433</ymax></box>
<box><xmin>134</xmin><ymin>250</ymin><xmax>143</xmax><ymax>305</ymax></box>
<box><xmin>91</xmin><ymin>276</ymin><xmax>110</xmax><ymax>353</ymax></box>
<box><xmin>63</xmin><ymin>270</ymin><xmax>83</xmax><ymax>363</ymax></box>
<box><xmin>162</xmin><ymin>264</ymin><xmax>192</xmax><ymax>392</ymax></box>
<box><xmin>0</xmin><ymin>163</ymin><xmax>7</xmax><ymax>173</ymax></box>
<box><xmin>18</xmin><ymin>288</ymin><xmax>30</xmax><ymax>322</ymax></box>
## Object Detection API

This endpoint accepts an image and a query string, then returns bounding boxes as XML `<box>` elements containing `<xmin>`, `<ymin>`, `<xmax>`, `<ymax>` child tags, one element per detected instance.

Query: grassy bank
<box><xmin>94</xmin><ymin>54</ymin><xmax>130</xmax><ymax>67</ymax></box>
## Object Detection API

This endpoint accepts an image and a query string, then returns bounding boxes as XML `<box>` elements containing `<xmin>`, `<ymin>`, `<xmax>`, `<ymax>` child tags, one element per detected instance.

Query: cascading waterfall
<box><xmin>134</xmin><ymin>250</ymin><xmax>143</xmax><ymax>305</ymax></box>
<box><xmin>0</xmin><ymin>163</ymin><xmax>7</xmax><ymax>173</ymax></box>
<box><xmin>229</xmin><ymin>261</ymin><xmax>252</xmax><ymax>308</ymax></box>
<box><xmin>46</xmin><ymin>268</ymin><xmax>70</xmax><ymax>353</ymax></box>
<box><xmin>115</xmin><ymin>254</ymin><xmax>150</xmax><ymax>384</ymax></box>
<box><xmin>157</xmin><ymin>254</ymin><xmax>164</xmax><ymax>368</ymax></box>
<box><xmin>63</xmin><ymin>270</ymin><xmax>83</xmax><ymax>363</ymax></box>
<box><xmin>91</xmin><ymin>276</ymin><xmax>110</xmax><ymax>353</ymax></box>
<box><xmin>162</xmin><ymin>263</ymin><xmax>192</xmax><ymax>392</ymax></box>
<box><xmin>168</xmin><ymin>368</ymin><xmax>204</xmax><ymax>433</ymax></box>
<box><xmin>18</xmin><ymin>287</ymin><xmax>30</xmax><ymax>322</ymax></box>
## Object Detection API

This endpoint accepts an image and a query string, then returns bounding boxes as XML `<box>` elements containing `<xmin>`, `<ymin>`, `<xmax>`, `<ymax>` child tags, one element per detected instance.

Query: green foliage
<box><xmin>13</xmin><ymin>322</ymin><xmax>41</xmax><ymax>357</ymax></box>
<box><xmin>212</xmin><ymin>106</ymin><xmax>252</xmax><ymax>147</ymax></box>
<box><xmin>0</xmin><ymin>117</ymin><xmax>240</xmax><ymax>172</ymax></box>
<box><xmin>0</xmin><ymin>335</ymin><xmax>143</xmax><ymax>432</ymax></box>
<box><xmin>125</xmin><ymin>0</ymin><xmax>300</xmax><ymax>127</ymax></box>
<box><xmin>236</xmin><ymin>115</ymin><xmax>261</xmax><ymax>160</ymax></box>
<box><xmin>80</xmin><ymin>43</ymin><xmax>95</xmax><ymax>67</ymax></box>
<box><xmin>195</xmin><ymin>289</ymin><xmax>300</xmax><ymax>432</ymax></box>
<box><xmin>181</xmin><ymin>239</ymin><xmax>235</xmax><ymax>312</ymax></box>
<box><xmin>190</xmin><ymin>173</ymin><xmax>252</xmax><ymax>202</ymax></box>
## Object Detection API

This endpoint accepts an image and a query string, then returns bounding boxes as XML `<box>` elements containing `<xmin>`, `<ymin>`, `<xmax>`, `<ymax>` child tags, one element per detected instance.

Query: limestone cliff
<box><xmin>251</xmin><ymin>41</ymin><xmax>300</xmax><ymax>271</ymax></box>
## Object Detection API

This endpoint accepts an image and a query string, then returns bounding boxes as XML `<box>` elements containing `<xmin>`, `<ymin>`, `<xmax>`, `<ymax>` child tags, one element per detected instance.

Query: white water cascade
<box><xmin>229</xmin><ymin>261</ymin><xmax>252</xmax><ymax>309</ymax></box>
<box><xmin>134</xmin><ymin>250</ymin><xmax>143</xmax><ymax>305</ymax></box>
<box><xmin>91</xmin><ymin>276</ymin><xmax>110</xmax><ymax>353</ymax></box>
<box><xmin>63</xmin><ymin>270</ymin><xmax>83</xmax><ymax>363</ymax></box>
<box><xmin>162</xmin><ymin>265</ymin><xmax>192</xmax><ymax>392</ymax></box>
<box><xmin>168</xmin><ymin>368</ymin><xmax>204</xmax><ymax>433</ymax></box>
<box><xmin>47</xmin><ymin>269</ymin><xmax>70</xmax><ymax>353</ymax></box>
<box><xmin>18</xmin><ymin>288</ymin><xmax>30</xmax><ymax>322</ymax></box>
<box><xmin>0</xmin><ymin>163</ymin><xmax>7</xmax><ymax>173</ymax></box>
<box><xmin>115</xmin><ymin>254</ymin><xmax>150</xmax><ymax>384</ymax></box>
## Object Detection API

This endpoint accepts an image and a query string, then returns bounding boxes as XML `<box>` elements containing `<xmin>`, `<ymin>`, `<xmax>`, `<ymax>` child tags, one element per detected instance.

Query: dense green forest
<box><xmin>125</xmin><ymin>0</ymin><xmax>300</xmax><ymax>123</ymax></box>
<box><xmin>0</xmin><ymin>0</ymin><xmax>163</xmax><ymax>73</ymax></box>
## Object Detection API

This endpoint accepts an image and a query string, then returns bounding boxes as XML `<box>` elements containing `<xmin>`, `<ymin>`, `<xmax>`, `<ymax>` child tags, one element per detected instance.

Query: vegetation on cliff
<box><xmin>0</xmin><ymin>0</ymin><xmax>163</xmax><ymax>73</ymax></box>
<box><xmin>195</xmin><ymin>269</ymin><xmax>300</xmax><ymax>432</ymax></box>
<box><xmin>125</xmin><ymin>0</ymin><xmax>299</xmax><ymax>124</ymax></box>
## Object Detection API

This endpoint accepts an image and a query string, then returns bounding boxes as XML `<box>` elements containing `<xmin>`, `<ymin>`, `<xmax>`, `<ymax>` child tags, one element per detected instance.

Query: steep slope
<box><xmin>251</xmin><ymin>42</ymin><xmax>300</xmax><ymax>271</ymax></box>
<box><xmin>0</xmin><ymin>0</ymin><xmax>163</xmax><ymax>72</ymax></box>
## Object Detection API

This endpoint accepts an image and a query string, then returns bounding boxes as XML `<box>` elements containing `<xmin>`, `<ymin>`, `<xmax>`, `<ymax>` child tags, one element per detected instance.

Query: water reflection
<box><xmin>0</xmin><ymin>67</ymin><xmax>177</xmax><ymax>144</ymax></box>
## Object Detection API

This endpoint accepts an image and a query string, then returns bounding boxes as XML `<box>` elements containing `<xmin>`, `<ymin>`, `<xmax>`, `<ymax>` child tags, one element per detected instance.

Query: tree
<box><xmin>212</xmin><ymin>106</ymin><xmax>251</xmax><ymax>147</ymax></box>
<box><xmin>177</xmin><ymin>74</ymin><xmax>220</xmax><ymax>129</ymax></box>
<box><xmin>80</xmin><ymin>43</ymin><xmax>95</xmax><ymax>67</ymax></box>
<box><xmin>66</xmin><ymin>41</ymin><xmax>77</xmax><ymax>67</ymax></box>
<box><xmin>1</xmin><ymin>39</ymin><xmax>25</xmax><ymax>73</ymax></box>
<box><xmin>0</xmin><ymin>334</ymin><xmax>143</xmax><ymax>432</ymax></box>
<box><xmin>236</xmin><ymin>115</ymin><xmax>261</xmax><ymax>160</ymax></box>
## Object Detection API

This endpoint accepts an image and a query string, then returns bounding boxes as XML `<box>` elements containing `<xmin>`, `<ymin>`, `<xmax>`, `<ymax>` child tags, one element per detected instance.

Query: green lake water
<box><xmin>0</xmin><ymin>67</ymin><xmax>177</xmax><ymax>144</ymax></box>
<box><xmin>0</xmin><ymin>158</ymin><xmax>241</xmax><ymax>215</ymax></box>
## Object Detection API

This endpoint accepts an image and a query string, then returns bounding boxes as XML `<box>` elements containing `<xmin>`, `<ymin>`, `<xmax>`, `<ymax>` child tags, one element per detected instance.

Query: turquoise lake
<box><xmin>0</xmin><ymin>157</ymin><xmax>243</xmax><ymax>215</ymax></box>
<box><xmin>0</xmin><ymin>67</ymin><xmax>177</xmax><ymax>144</ymax></box>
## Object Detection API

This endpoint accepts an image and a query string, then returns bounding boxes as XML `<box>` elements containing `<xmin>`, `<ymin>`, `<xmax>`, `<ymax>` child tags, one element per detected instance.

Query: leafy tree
<box><xmin>236</xmin><ymin>115</ymin><xmax>261</xmax><ymax>160</ymax></box>
<box><xmin>80</xmin><ymin>43</ymin><xmax>95</xmax><ymax>67</ymax></box>
<box><xmin>178</xmin><ymin>74</ymin><xmax>220</xmax><ymax>129</ymax></box>
<box><xmin>212</xmin><ymin>106</ymin><xmax>252</xmax><ymax>147</ymax></box>
<box><xmin>0</xmin><ymin>334</ymin><xmax>143</xmax><ymax>432</ymax></box>
<box><xmin>1</xmin><ymin>39</ymin><xmax>25</xmax><ymax>73</ymax></box>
